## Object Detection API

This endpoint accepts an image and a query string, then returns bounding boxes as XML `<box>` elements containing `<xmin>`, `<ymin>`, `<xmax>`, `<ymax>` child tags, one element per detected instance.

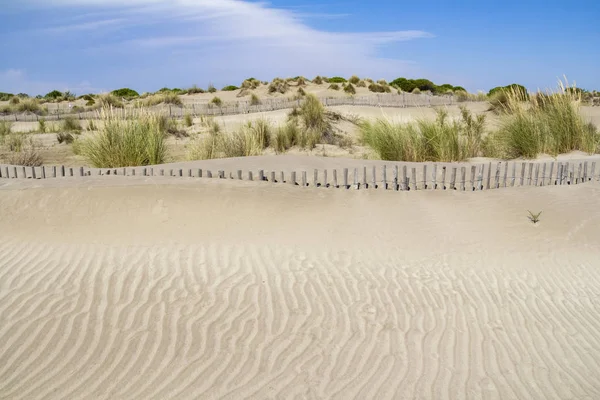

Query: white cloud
<box><xmin>11</xmin><ymin>0</ymin><xmax>435</xmax><ymax>91</ymax></box>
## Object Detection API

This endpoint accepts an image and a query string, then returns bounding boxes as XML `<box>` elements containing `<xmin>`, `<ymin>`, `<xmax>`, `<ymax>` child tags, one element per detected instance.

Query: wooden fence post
<box><xmin>290</xmin><ymin>171</ymin><xmax>296</xmax><ymax>185</ymax></box>
<box><xmin>237</xmin><ymin>170</ymin><xmax>242</xmax><ymax>180</ymax></box>
<box><xmin>302</xmin><ymin>171</ymin><xmax>307</xmax><ymax>187</ymax></box>
<box><xmin>590</xmin><ymin>162</ymin><xmax>596</xmax><ymax>182</ymax></box>
<box><xmin>527</xmin><ymin>163</ymin><xmax>534</xmax><ymax>185</ymax></box>
<box><xmin>280</xmin><ymin>171</ymin><xmax>285</xmax><ymax>183</ymax></box>
<box><xmin>577</xmin><ymin>163</ymin><xmax>582</xmax><ymax>184</ymax></box>
<box><xmin>460</xmin><ymin>167</ymin><xmax>466</xmax><ymax>191</ymax></box>
<box><xmin>541</xmin><ymin>163</ymin><xmax>547</xmax><ymax>186</ymax></box>
<box><xmin>557</xmin><ymin>164</ymin><xmax>563</xmax><ymax>185</ymax></box>
<box><xmin>583</xmin><ymin>161</ymin><xmax>588</xmax><ymax>181</ymax></box>
<box><xmin>520</xmin><ymin>163</ymin><xmax>526</xmax><ymax>186</ymax></box>
<box><xmin>362</xmin><ymin>167</ymin><xmax>367</xmax><ymax>188</ymax></box>
<box><xmin>450</xmin><ymin>167</ymin><xmax>457</xmax><ymax>190</ymax></box>
<box><xmin>401</xmin><ymin>166</ymin><xmax>407</xmax><ymax>191</ymax></box>
<box><xmin>42</xmin><ymin>166</ymin><xmax>46</xmax><ymax>179</ymax></box>
<box><xmin>486</xmin><ymin>162</ymin><xmax>492</xmax><ymax>189</ymax></box>
<box><xmin>393</xmin><ymin>165</ymin><xmax>399</xmax><ymax>191</ymax></box>
<box><xmin>61</xmin><ymin>165</ymin><xmax>65</xmax><ymax>177</ymax></box>
<box><xmin>31</xmin><ymin>166</ymin><xmax>36</xmax><ymax>179</ymax></box>
<box><xmin>494</xmin><ymin>163</ymin><xmax>501</xmax><ymax>188</ymax></box>
<box><xmin>314</xmin><ymin>169</ymin><xmax>318</xmax><ymax>187</ymax></box>
<box><xmin>271</xmin><ymin>171</ymin><xmax>276</xmax><ymax>183</ymax></box>
<box><xmin>502</xmin><ymin>162</ymin><xmax>508</xmax><ymax>187</ymax></box>
<box><xmin>333</xmin><ymin>170</ymin><xmax>338</xmax><ymax>188</ymax></box>
<box><xmin>207</xmin><ymin>170</ymin><xmax>212</xmax><ymax>178</ymax></box>
<box><xmin>470</xmin><ymin>166</ymin><xmax>476</xmax><ymax>191</ymax></box>
<box><xmin>371</xmin><ymin>166</ymin><xmax>377</xmax><ymax>189</ymax></box>
<box><xmin>411</xmin><ymin>168</ymin><xmax>417</xmax><ymax>191</ymax></box>
<box><xmin>248</xmin><ymin>171</ymin><xmax>253</xmax><ymax>181</ymax></box>
<box><xmin>534</xmin><ymin>164</ymin><xmax>540</xmax><ymax>186</ymax></box>
<box><xmin>511</xmin><ymin>163</ymin><xmax>516</xmax><ymax>187</ymax></box>
<box><xmin>382</xmin><ymin>166</ymin><xmax>387</xmax><ymax>189</ymax></box>
<box><xmin>353</xmin><ymin>168</ymin><xmax>358</xmax><ymax>189</ymax></box>
<box><xmin>549</xmin><ymin>162</ymin><xmax>555</xmax><ymax>185</ymax></box>
<box><xmin>343</xmin><ymin>168</ymin><xmax>349</xmax><ymax>189</ymax></box>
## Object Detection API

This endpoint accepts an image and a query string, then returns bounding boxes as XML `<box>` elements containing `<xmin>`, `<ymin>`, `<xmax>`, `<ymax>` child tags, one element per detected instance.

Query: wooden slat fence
<box><xmin>0</xmin><ymin>93</ymin><xmax>456</xmax><ymax>122</ymax></box>
<box><xmin>2</xmin><ymin>161</ymin><xmax>598</xmax><ymax>192</ymax></box>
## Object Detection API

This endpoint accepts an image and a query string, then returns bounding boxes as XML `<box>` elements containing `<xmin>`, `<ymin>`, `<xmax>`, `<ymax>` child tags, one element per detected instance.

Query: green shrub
<box><xmin>356</xmin><ymin>80</ymin><xmax>366</xmax><ymax>88</ymax></box>
<box><xmin>488</xmin><ymin>83</ymin><xmax>528</xmax><ymax>97</ymax></box>
<box><xmin>79</xmin><ymin>109</ymin><xmax>167</xmax><ymax>167</ymax></box>
<box><xmin>96</xmin><ymin>93</ymin><xmax>124</xmax><ymax>108</ymax></box>
<box><xmin>273</xmin><ymin>122</ymin><xmax>300</xmax><ymax>153</ymax></box>
<box><xmin>210</xmin><ymin>96</ymin><xmax>222</xmax><ymax>106</ymax></box>
<box><xmin>241</xmin><ymin>78</ymin><xmax>261</xmax><ymax>89</ymax></box>
<box><xmin>111</xmin><ymin>88</ymin><xmax>139</xmax><ymax>98</ymax></box>
<box><xmin>208</xmin><ymin>84</ymin><xmax>217</xmax><ymax>93</ymax></box>
<box><xmin>44</xmin><ymin>90</ymin><xmax>63</xmax><ymax>100</ymax></box>
<box><xmin>411</xmin><ymin>88</ymin><xmax>421</xmax><ymax>94</ymax></box>
<box><xmin>328</xmin><ymin>77</ymin><xmax>347</xmax><ymax>83</ymax></box>
<box><xmin>222</xmin><ymin>85</ymin><xmax>239</xmax><ymax>91</ymax></box>
<box><xmin>328</xmin><ymin>83</ymin><xmax>340</xmax><ymax>90</ymax></box>
<box><xmin>187</xmin><ymin>85</ymin><xmax>205</xmax><ymax>94</ymax></box>
<box><xmin>312</xmin><ymin>76</ymin><xmax>324</xmax><ymax>85</ymax></box>
<box><xmin>9</xmin><ymin>96</ymin><xmax>20</xmax><ymax>105</ymax></box>
<box><xmin>0</xmin><ymin>92</ymin><xmax>13</xmax><ymax>101</ymax></box>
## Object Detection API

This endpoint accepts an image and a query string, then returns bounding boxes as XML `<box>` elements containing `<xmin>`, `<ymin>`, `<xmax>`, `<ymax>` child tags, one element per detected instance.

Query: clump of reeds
<box><xmin>143</xmin><ymin>92</ymin><xmax>183</xmax><ymax>107</ymax></box>
<box><xmin>268</xmin><ymin>78</ymin><xmax>289</xmax><ymax>94</ymax></box>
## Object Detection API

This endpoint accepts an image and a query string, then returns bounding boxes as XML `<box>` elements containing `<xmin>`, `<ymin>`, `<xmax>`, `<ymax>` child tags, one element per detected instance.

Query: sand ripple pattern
<box><xmin>1</xmin><ymin>241</ymin><xmax>600</xmax><ymax>399</ymax></box>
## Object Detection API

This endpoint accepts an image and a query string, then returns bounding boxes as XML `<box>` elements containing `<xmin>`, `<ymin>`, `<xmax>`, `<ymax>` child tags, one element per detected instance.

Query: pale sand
<box><xmin>1</xmin><ymin>176</ymin><xmax>600</xmax><ymax>399</ymax></box>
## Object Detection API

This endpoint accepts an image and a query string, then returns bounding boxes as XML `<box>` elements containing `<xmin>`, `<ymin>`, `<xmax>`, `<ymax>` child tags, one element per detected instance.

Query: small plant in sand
<box><xmin>368</xmin><ymin>83</ymin><xmax>390</xmax><ymax>93</ymax></box>
<box><xmin>344</xmin><ymin>83</ymin><xmax>356</xmax><ymax>95</ymax></box>
<box><xmin>79</xmin><ymin>108</ymin><xmax>168</xmax><ymax>167</ymax></box>
<box><xmin>328</xmin><ymin>83</ymin><xmax>340</xmax><ymax>91</ymax></box>
<box><xmin>312</xmin><ymin>76</ymin><xmax>324</xmax><ymax>85</ymax></box>
<box><xmin>0</xmin><ymin>120</ymin><xmax>12</xmax><ymax>137</ymax></box>
<box><xmin>210</xmin><ymin>96</ymin><xmax>223</xmax><ymax>107</ymax></box>
<box><xmin>207</xmin><ymin>83</ymin><xmax>217</xmax><ymax>93</ymax></box>
<box><xmin>328</xmin><ymin>77</ymin><xmax>347</xmax><ymax>83</ymax></box>
<box><xmin>241</xmin><ymin>78</ymin><xmax>261</xmax><ymax>90</ymax></box>
<box><xmin>184</xmin><ymin>113</ymin><xmax>193</xmax><ymax>127</ymax></box>
<box><xmin>296</xmin><ymin>76</ymin><xmax>307</xmax><ymax>86</ymax></box>
<box><xmin>411</xmin><ymin>88</ymin><xmax>421</xmax><ymax>94</ymax></box>
<box><xmin>222</xmin><ymin>85</ymin><xmax>239</xmax><ymax>91</ymax></box>
<box><xmin>143</xmin><ymin>92</ymin><xmax>183</xmax><ymax>107</ymax></box>
<box><xmin>87</xmin><ymin>120</ymin><xmax>97</xmax><ymax>131</ymax></box>
<box><xmin>527</xmin><ymin>210</ymin><xmax>542</xmax><ymax>224</ymax></box>
<box><xmin>250</xmin><ymin>93</ymin><xmax>261</xmax><ymax>106</ymax></box>
<box><xmin>357</xmin><ymin>80</ymin><xmax>367</xmax><ymax>88</ymax></box>
<box><xmin>297</xmin><ymin>87</ymin><xmax>306</xmax><ymax>96</ymax></box>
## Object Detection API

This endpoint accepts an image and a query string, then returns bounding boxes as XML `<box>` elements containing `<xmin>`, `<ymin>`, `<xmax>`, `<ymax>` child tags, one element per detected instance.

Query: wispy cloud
<box><xmin>7</xmin><ymin>0</ymin><xmax>435</xmax><ymax>93</ymax></box>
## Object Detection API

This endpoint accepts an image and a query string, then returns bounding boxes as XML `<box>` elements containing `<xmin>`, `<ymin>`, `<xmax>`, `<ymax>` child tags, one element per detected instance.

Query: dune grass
<box><xmin>79</xmin><ymin>108</ymin><xmax>167</xmax><ymax>167</ymax></box>
<box><xmin>143</xmin><ymin>92</ymin><xmax>183</xmax><ymax>107</ymax></box>
<box><xmin>95</xmin><ymin>93</ymin><xmax>124</xmax><ymax>109</ymax></box>
<box><xmin>184</xmin><ymin>113</ymin><xmax>193</xmax><ymax>127</ymax></box>
<box><xmin>250</xmin><ymin>93</ymin><xmax>261</xmax><ymax>106</ymax></box>
<box><xmin>187</xmin><ymin>118</ymin><xmax>272</xmax><ymax>159</ymax></box>
<box><xmin>360</xmin><ymin>107</ymin><xmax>486</xmax><ymax>162</ymax></box>
<box><xmin>62</xmin><ymin>115</ymin><xmax>81</xmax><ymax>132</ymax></box>
<box><xmin>484</xmin><ymin>81</ymin><xmax>599</xmax><ymax>158</ymax></box>
<box><xmin>5</xmin><ymin>135</ymin><xmax>43</xmax><ymax>166</ymax></box>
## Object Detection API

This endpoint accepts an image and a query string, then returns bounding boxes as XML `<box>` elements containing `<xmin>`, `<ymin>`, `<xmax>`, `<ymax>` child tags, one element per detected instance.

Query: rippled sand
<box><xmin>1</xmin><ymin>177</ymin><xmax>599</xmax><ymax>399</ymax></box>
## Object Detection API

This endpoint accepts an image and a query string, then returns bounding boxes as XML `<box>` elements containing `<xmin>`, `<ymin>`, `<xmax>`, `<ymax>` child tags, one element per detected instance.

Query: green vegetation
<box><xmin>208</xmin><ymin>84</ymin><xmax>217</xmax><ymax>93</ymax></box>
<box><xmin>268</xmin><ymin>78</ymin><xmax>289</xmax><ymax>94</ymax></box>
<box><xmin>222</xmin><ymin>85</ymin><xmax>239</xmax><ymax>91</ymax></box>
<box><xmin>328</xmin><ymin>77</ymin><xmax>347</xmax><ymax>83</ymax></box>
<box><xmin>250</xmin><ymin>93</ymin><xmax>261</xmax><ymax>106</ymax></box>
<box><xmin>348</xmin><ymin>75</ymin><xmax>360</xmax><ymax>85</ymax></box>
<box><xmin>143</xmin><ymin>92</ymin><xmax>183</xmax><ymax>107</ymax></box>
<box><xmin>44</xmin><ymin>90</ymin><xmax>63</xmax><ymax>100</ymax></box>
<box><xmin>187</xmin><ymin>85</ymin><xmax>205</xmax><ymax>94</ymax></box>
<box><xmin>5</xmin><ymin>135</ymin><xmax>42</xmax><ymax>166</ymax></box>
<box><xmin>79</xmin><ymin>109</ymin><xmax>167</xmax><ymax>167</ymax></box>
<box><xmin>527</xmin><ymin>211</ymin><xmax>542</xmax><ymax>224</ymax></box>
<box><xmin>241</xmin><ymin>78</ymin><xmax>261</xmax><ymax>89</ymax></box>
<box><xmin>111</xmin><ymin>88</ymin><xmax>139</xmax><ymax>98</ymax></box>
<box><xmin>62</xmin><ymin>115</ymin><xmax>82</xmax><ymax>132</ymax></box>
<box><xmin>360</xmin><ymin>107</ymin><xmax>485</xmax><ymax>162</ymax></box>
<box><xmin>328</xmin><ymin>83</ymin><xmax>340</xmax><ymax>91</ymax></box>
<box><xmin>368</xmin><ymin>83</ymin><xmax>391</xmax><ymax>93</ymax></box>
<box><xmin>484</xmin><ymin>82</ymin><xmax>599</xmax><ymax>158</ymax></box>
<box><xmin>344</xmin><ymin>83</ymin><xmax>356</xmax><ymax>95</ymax></box>
<box><xmin>0</xmin><ymin>92</ymin><xmax>13</xmax><ymax>101</ymax></box>
<box><xmin>210</xmin><ymin>96</ymin><xmax>223</xmax><ymax>106</ymax></box>
<box><xmin>184</xmin><ymin>113</ymin><xmax>193</xmax><ymax>127</ymax></box>
<box><xmin>312</xmin><ymin>76</ymin><xmax>325</xmax><ymax>85</ymax></box>
<box><xmin>56</xmin><ymin>131</ymin><xmax>74</xmax><ymax>144</ymax></box>
<box><xmin>95</xmin><ymin>93</ymin><xmax>124</xmax><ymax>108</ymax></box>
<box><xmin>390</xmin><ymin>77</ymin><xmax>465</xmax><ymax>95</ymax></box>
<box><xmin>488</xmin><ymin>83</ymin><xmax>528</xmax><ymax>97</ymax></box>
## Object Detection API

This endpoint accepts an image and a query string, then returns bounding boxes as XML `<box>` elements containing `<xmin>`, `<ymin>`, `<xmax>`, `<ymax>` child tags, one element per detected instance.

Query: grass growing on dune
<box><xmin>485</xmin><ymin>79</ymin><xmax>600</xmax><ymax>158</ymax></box>
<box><xmin>360</xmin><ymin>107</ymin><xmax>486</xmax><ymax>162</ymax></box>
<box><xmin>79</xmin><ymin>108</ymin><xmax>167</xmax><ymax>167</ymax></box>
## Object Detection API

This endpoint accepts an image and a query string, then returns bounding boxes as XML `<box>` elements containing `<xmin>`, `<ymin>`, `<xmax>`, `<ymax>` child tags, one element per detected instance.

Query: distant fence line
<box><xmin>2</xmin><ymin>160</ymin><xmax>598</xmax><ymax>192</ymax></box>
<box><xmin>1</xmin><ymin>93</ymin><xmax>456</xmax><ymax>122</ymax></box>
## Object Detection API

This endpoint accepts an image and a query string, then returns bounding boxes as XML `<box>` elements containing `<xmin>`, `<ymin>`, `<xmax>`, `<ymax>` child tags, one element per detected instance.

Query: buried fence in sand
<box><xmin>1</xmin><ymin>93</ymin><xmax>456</xmax><ymax>122</ymax></box>
<box><xmin>1</xmin><ymin>160</ymin><xmax>599</xmax><ymax>191</ymax></box>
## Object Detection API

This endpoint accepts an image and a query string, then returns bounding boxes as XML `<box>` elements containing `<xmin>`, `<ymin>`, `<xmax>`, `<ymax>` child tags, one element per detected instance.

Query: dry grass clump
<box><xmin>208</xmin><ymin>84</ymin><xmax>217</xmax><ymax>93</ymax></box>
<box><xmin>485</xmin><ymin>80</ymin><xmax>599</xmax><ymax>158</ymax></box>
<box><xmin>143</xmin><ymin>92</ymin><xmax>183</xmax><ymax>107</ymax></box>
<box><xmin>368</xmin><ymin>83</ymin><xmax>391</xmax><ymax>93</ymax></box>
<box><xmin>312</xmin><ymin>76</ymin><xmax>325</xmax><ymax>85</ymax></box>
<box><xmin>62</xmin><ymin>115</ymin><xmax>82</xmax><ymax>132</ymax></box>
<box><xmin>348</xmin><ymin>75</ymin><xmax>360</xmax><ymax>85</ymax></box>
<box><xmin>184</xmin><ymin>113</ymin><xmax>193</xmax><ymax>127</ymax></box>
<box><xmin>344</xmin><ymin>83</ymin><xmax>356</xmax><ymax>95</ymax></box>
<box><xmin>268</xmin><ymin>78</ymin><xmax>289</xmax><ymax>94</ymax></box>
<box><xmin>0</xmin><ymin>120</ymin><xmax>11</xmax><ymax>136</ymax></box>
<box><xmin>95</xmin><ymin>93</ymin><xmax>124</xmax><ymax>109</ymax></box>
<box><xmin>56</xmin><ymin>131</ymin><xmax>74</xmax><ymax>144</ymax></box>
<box><xmin>15</xmin><ymin>98</ymin><xmax>44</xmax><ymax>114</ymax></box>
<box><xmin>360</xmin><ymin>107</ymin><xmax>486</xmax><ymax>162</ymax></box>
<box><xmin>210</xmin><ymin>96</ymin><xmax>223</xmax><ymax>106</ymax></box>
<box><xmin>356</xmin><ymin>80</ymin><xmax>367</xmax><ymax>88</ymax></box>
<box><xmin>377</xmin><ymin>79</ymin><xmax>388</xmax><ymax>85</ymax></box>
<box><xmin>187</xmin><ymin>118</ymin><xmax>272</xmax><ymax>159</ymax></box>
<box><xmin>328</xmin><ymin>83</ymin><xmax>340</xmax><ymax>91</ymax></box>
<box><xmin>2</xmin><ymin>134</ymin><xmax>43</xmax><ymax>166</ymax></box>
<box><xmin>295</xmin><ymin>76</ymin><xmax>308</xmax><ymax>86</ymax></box>
<box><xmin>241</xmin><ymin>78</ymin><xmax>261</xmax><ymax>90</ymax></box>
<box><xmin>411</xmin><ymin>88</ymin><xmax>421</xmax><ymax>94</ymax></box>
<box><xmin>78</xmin><ymin>108</ymin><xmax>167</xmax><ymax>167</ymax></box>
<box><xmin>250</xmin><ymin>93</ymin><xmax>261</xmax><ymax>106</ymax></box>
<box><xmin>9</xmin><ymin>96</ymin><xmax>20</xmax><ymax>105</ymax></box>
<box><xmin>187</xmin><ymin>85</ymin><xmax>205</xmax><ymax>94</ymax></box>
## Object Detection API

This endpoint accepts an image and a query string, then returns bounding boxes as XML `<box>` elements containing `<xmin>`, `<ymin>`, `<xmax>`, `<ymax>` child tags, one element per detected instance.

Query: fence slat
<box><xmin>583</xmin><ymin>161</ymin><xmax>588</xmax><ymax>181</ymax></box>
<box><xmin>511</xmin><ymin>163</ymin><xmax>516</xmax><ymax>187</ymax></box>
<box><xmin>333</xmin><ymin>170</ymin><xmax>338</xmax><ymax>188</ymax></box>
<box><xmin>402</xmin><ymin>166</ymin><xmax>408</xmax><ymax>191</ymax></box>
<box><xmin>411</xmin><ymin>168</ymin><xmax>417</xmax><ymax>191</ymax></box>
<box><xmin>371</xmin><ymin>166</ymin><xmax>376</xmax><ymax>189</ymax></box>
<box><xmin>302</xmin><ymin>171</ymin><xmax>307</xmax><ymax>187</ymax></box>
<box><xmin>549</xmin><ymin>162</ymin><xmax>555</xmax><ymax>185</ymax></box>
<box><xmin>577</xmin><ymin>163</ymin><xmax>582</xmax><ymax>184</ymax></box>
<box><xmin>324</xmin><ymin>170</ymin><xmax>328</xmax><ymax>187</ymax></box>
<box><xmin>470</xmin><ymin>166</ymin><xmax>476</xmax><ymax>191</ymax></box>
<box><xmin>460</xmin><ymin>167</ymin><xmax>466</xmax><ymax>191</ymax></box>
<box><xmin>590</xmin><ymin>162</ymin><xmax>596</xmax><ymax>182</ymax></box>
<box><xmin>449</xmin><ymin>167</ymin><xmax>457</xmax><ymax>190</ymax></box>
<box><xmin>534</xmin><ymin>164</ymin><xmax>540</xmax><ymax>186</ymax></box>
<box><xmin>362</xmin><ymin>167</ymin><xmax>367</xmax><ymax>189</ymax></box>
<box><xmin>432</xmin><ymin>164</ymin><xmax>437</xmax><ymax>190</ymax></box>
<box><xmin>502</xmin><ymin>162</ymin><xmax>508</xmax><ymax>187</ymax></box>
<box><xmin>519</xmin><ymin>163</ymin><xmax>526</xmax><ymax>186</ymax></box>
<box><xmin>541</xmin><ymin>163</ymin><xmax>547</xmax><ymax>186</ymax></box>
<box><xmin>393</xmin><ymin>166</ymin><xmax>399</xmax><ymax>191</ymax></box>
<box><xmin>343</xmin><ymin>168</ymin><xmax>349</xmax><ymax>189</ymax></box>
<box><xmin>423</xmin><ymin>164</ymin><xmax>428</xmax><ymax>189</ymax></box>
<box><xmin>441</xmin><ymin>166</ymin><xmax>447</xmax><ymax>190</ymax></box>
<box><xmin>486</xmin><ymin>162</ymin><xmax>492</xmax><ymax>189</ymax></box>
<box><xmin>382</xmin><ymin>165</ymin><xmax>387</xmax><ymax>189</ymax></box>
<box><xmin>527</xmin><ymin>163</ymin><xmax>534</xmax><ymax>186</ymax></box>
<box><xmin>353</xmin><ymin>168</ymin><xmax>358</xmax><ymax>189</ymax></box>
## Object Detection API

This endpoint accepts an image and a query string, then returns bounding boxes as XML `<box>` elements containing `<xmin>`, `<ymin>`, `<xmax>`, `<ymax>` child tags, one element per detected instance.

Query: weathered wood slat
<box><xmin>382</xmin><ymin>165</ymin><xmax>387</xmax><ymax>189</ymax></box>
<box><xmin>470</xmin><ymin>166</ymin><xmax>476</xmax><ymax>191</ymax></box>
<box><xmin>450</xmin><ymin>167</ymin><xmax>457</xmax><ymax>190</ymax></box>
<box><xmin>590</xmin><ymin>162</ymin><xmax>596</xmax><ymax>182</ymax></box>
<box><xmin>402</xmin><ymin>166</ymin><xmax>407</xmax><ymax>191</ymax></box>
<box><xmin>393</xmin><ymin>166</ymin><xmax>399</xmax><ymax>191</ymax></box>
<box><xmin>411</xmin><ymin>168</ymin><xmax>417</xmax><ymax>191</ymax></box>
<box><xmin>541</xmin><ymin>163</ymin><xmax>547</xmax><ymax>186</ymax></box>
<box><xmin>519</xmin><ymin>163</ymin><xmax>526</xmax><ymax>186</ymax></box>
<box><xmin>302</xmin><ymin>171</ymin><xmax>307</xmax><ymax>187</ymax></box>
<box><xmin>441</xmin><ymin>166</ymin><xmax>447</xmax><ymax>190</ymax></box>
<box><xmin>502</xmin><ymin>162</ymin><xmax>508</xmax><ymax>187</ymax></box>
<box><xmin>333</xmin><ymin>169</ymin><xmax>338</xmax><ymax>188</ymax></box>
<box><xmin>371</xmin><ymin>166</ymin><xmax>376</xmax><ymax>189</ymax></box>
<box><xmin>534</xmin><ymin>164</ymin><xmax>540</xmax><ymax>186</ymax></box>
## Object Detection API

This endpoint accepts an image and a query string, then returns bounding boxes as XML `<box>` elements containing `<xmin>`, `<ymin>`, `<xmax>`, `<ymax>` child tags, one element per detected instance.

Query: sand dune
<box><xmin>1</xmin><ymin>178</ymin><xmax>600</xmax><ymax>399</ymax></box>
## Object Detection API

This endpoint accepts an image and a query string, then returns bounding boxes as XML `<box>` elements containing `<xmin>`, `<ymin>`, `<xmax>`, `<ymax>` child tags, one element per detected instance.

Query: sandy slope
<box><xmin>1</xmin><ymin>177</ymin><xmax>600</xmax><ymax>399</ymax></box>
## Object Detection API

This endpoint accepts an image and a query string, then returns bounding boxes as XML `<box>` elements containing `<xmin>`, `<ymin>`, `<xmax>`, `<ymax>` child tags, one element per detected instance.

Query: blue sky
<box><xmin>1</xmin><ymin>0</ymin><xmax>598</xmax><ymax>96</ymax></box>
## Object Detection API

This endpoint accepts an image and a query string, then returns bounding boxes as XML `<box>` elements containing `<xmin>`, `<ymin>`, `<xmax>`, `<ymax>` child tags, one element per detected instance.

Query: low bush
<box><xmin>210</xmin><ymin>96</ymin><xmax>222</xmax><ymax>106</ymax></box>
<box><xmin>312</xmin><ymin>76</ymin><xmax>324</xmax><ymax>85</ymax></box>
<box><xmin>62</xmin><ymin>115</ymin><xmax>81</xmax><ymax>132</ymax></box>
<box><xmin>57</xmin><ymin>131</ymin><xmax>74</xmax><ymax>144</ymax></box>
<box><xmin>222</xmin><ymin>85</ymin><xmax>239</xmax><ymax>91</ymax></box>
<box><xmin>5</xmin><ymin>136</ymin><xmax>42</xmax><ymax>166</ymax></box>
<box><xmin>15</xmin><ymin>98</ymin><xmax>43</xmax><ymax>113</ymax></box>
<box><xmin>328</xmin><ymin>83</ymin><xmax>340</xmax><ymax>91</ymax></box>
<box><xmin>344</xmin><ymin>83</ymin><xmax>356</xmax><ymax>95</ymax></box>
<box><xmin>208</xmin><ymin>84</ymin><xmax>217</xmax><ymax>93</ymax></box>
<box><xmin>268</xmin><ymin>78</ymin><xmax>289</xmax><ymax>94</ymax></box>
<box><xmin>250</xmin><ymin>93</ymin><xmax>261</xmax><ymax>106</ymax></box>
<box><xmin>328</xmin><ymin>77</ymin><xmax>347</xmax><ymax>83</ymax></box>
<box><xmin>111</xmin><ymin>88</ymin><xmax>139</xmax><ymax>98</ymax></box>
<box><xmin>184</xmin><ymin>113</ymin><xmax>193</xmax><ymax>127</ymax></box>
<box><xmin>96</xmin><ymin>93</ymin><xmax>124</xmax><ymax>108</ymax></box>
<box><xmin>241</xmin><ymin>78</ymin><xmax>261</xmax><ymax>89</ymax></box>
<box><xmin>187</xmin><ymin>85</ymin><xmax>205</xmax><ymax>94</ymax></box>
<box><xmin>0</xmin><ymin>120</ymin><xmax>12</xmax><ymax>136</ymax></box>
<box><xmin>143</xmin><ymin>92</ymin><xmax>183</xmax><ymax>107</ymax></box>
<box><xmin>368</xmin><ymin>83</ymin><xmax>391</xmax><ymax>93</ymax></box>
